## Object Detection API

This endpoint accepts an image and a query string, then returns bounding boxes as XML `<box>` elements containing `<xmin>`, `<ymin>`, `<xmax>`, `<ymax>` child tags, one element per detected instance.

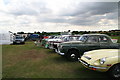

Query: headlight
<box><xmin>83</xmin><ymin>52</ymin><xmax>88</xmax><ymax>55</ymax></box>
<box><xmin>99</xmin><ymin>58</ymin><xmax>106</xmax><ymax>65</ymax></box>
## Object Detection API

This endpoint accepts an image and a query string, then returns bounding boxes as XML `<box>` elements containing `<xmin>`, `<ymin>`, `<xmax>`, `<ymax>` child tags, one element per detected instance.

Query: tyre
<box><xmin>66</xmin><ymin>50</ymin><xmax>79</xmax><ymax>61</ymax></box>
<box><xmin>108</xmin><ymin>64</ymin><xmax>120</xmax><ymax>79</ymax></box>
<box><xmin>22</xmin><ymin>42</ymin><xmax>25</xmax><ymax>44</ymax></box>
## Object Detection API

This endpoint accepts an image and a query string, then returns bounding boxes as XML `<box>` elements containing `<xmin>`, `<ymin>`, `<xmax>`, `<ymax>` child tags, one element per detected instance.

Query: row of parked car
<box><xmin>38</xmin><ymin>34</ymin><xmax>120</xmax><ymax>79</ymax></box>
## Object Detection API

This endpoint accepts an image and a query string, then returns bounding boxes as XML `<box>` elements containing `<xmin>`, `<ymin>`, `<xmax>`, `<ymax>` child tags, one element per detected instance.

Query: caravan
<box><xmin>0</xmin><ymin>30</ymin><xmax>14</xmax><ymax>45</ymax></box>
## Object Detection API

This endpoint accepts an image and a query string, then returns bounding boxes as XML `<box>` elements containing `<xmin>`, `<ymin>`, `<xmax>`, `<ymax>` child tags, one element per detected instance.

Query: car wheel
<box><xmin>109</xmin><ymin>64</ymin><xmax>120</xmax><ymax>79</ymax></box>
<box><xmin>67</xmin><ymin>50</ymin><xmax>79</xmax><ymax>61</ymax></box>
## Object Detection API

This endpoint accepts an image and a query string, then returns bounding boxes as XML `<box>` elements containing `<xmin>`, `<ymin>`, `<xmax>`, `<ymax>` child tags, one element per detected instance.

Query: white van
<box><xmin>0</xmin><ymin>30</ymin><xmax>14</xmax><ymax>45</ymax></box>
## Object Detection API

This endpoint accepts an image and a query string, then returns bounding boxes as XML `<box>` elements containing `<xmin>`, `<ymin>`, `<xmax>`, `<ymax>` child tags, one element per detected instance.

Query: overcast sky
<box><xmin>0</xmin><ymin>0</ymin><xmax>119</xmax><ymax>33</ymax></box>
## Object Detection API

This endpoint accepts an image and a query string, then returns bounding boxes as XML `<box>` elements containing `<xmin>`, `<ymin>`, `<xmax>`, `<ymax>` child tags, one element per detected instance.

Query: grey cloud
<box><xmin>86</xmin><ymin>2</ymin><xmax>118</xmax><ymax>15</ymax></box>
<box><xmin>105</xmin><ymin>12</ymin><xmax>118</xmax><ymax>19</ymax></box>
<box><xmin>68</xmin><ymin>16</ymin><xmax>100</xmax><ymax>26</ymax></box>
<box><xmin>38</xmin><ymin>17</ymin><xmax>67</xmax><ymax>23</ymax></box>
<box><xmin>5</xmin><ymin>2</ymin><xmax>118</xmax><ymax>26</ymax></box>
<box><xmin>59</xmin><ymin>2</ymin><xmax>118</xmax><ymax>26</ymax></box>
<box><xmin>61</xmin><ymin>2</ymin><xmax>117</xmax><ymax>16</ymax></box>
<box><xmin>8</xmin><ymin>2</ymin><xmax>52</xmax><ymax>16</ymax></box>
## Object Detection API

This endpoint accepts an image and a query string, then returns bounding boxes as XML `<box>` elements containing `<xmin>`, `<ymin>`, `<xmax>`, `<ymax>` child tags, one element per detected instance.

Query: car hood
<box><xmin>81</xmin><ymin>49</ymin><xmax>119</xmax><ymax>64</ymax></box>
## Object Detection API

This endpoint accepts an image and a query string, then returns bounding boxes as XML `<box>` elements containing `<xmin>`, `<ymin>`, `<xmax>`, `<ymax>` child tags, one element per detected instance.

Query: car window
<box><xmin>86</xmin><ymin>36</ymin><xmax>98</xmax><ymax>43</ymax></box>
<box><xmin>63</xmin><ymin>37</ymin><xmax>69</xmax><ymax>41</ymax></box>
<box><xmin>69</xmin><ymin>37</ymin><xmax>74</xmax><ymax>41</ymax></box>
<box><xmin>79</xmin><ymin>36</ymin><xmax>88</xmax><ymax>42</ymax></box>
<box><xmin>54</xmin><ymin>36</ymin><xmax>60</xmax><ymax>39</ymax></box>
<box><xmin>99</xmin><ymin>36</ymin><xmax>108</xmax><ymax>43</ymax></box>
<box><xmin>16</xmin><ymin>37</ymin><xmax>23</xmax><ymax>39</ymax></box>
<box><xmin>49</xmin><ymin>36</ymin><xmax>55</xmax><ymax>39</ymax></box>
<box><xmin>73</xmin><ymin>36</ymin><xmax>80</xmax><ymax>41</ymax></box>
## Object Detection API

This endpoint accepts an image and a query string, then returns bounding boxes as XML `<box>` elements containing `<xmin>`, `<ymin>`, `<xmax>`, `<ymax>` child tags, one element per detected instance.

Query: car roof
<box><xmin>83</xmin><ymin>34</ymin><xmax>108</xmax><ymax>36</ymax></box>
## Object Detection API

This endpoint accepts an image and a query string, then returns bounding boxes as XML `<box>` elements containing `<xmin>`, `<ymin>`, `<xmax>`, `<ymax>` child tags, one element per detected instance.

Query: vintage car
<box><xmin>45</xmin><ymin>35</ymin><xmax>63</xmax><ymax>48</ymax></box>
<box><xmin>41</xmin><ymin>35</ymin><xmax>55</xmax><ymax>46</ymax></box>
<box><xmin>53</xmin><ymin>35</ymin><xmax>81</xmax><ymax>52</ymax></box>
<box><xmin>57</xmin><ymin>34</ymin><xmax>120</xmax><ymax>61</ymax></box>
<box><xmin>48</xmin><ymin>35</ymin><xmax>80</xmax><ymax>50</ymax></box>
<box><xmin>79</xmin><ymin>49</ymin><xmax>120</xmax><ymax>78</ymax></box>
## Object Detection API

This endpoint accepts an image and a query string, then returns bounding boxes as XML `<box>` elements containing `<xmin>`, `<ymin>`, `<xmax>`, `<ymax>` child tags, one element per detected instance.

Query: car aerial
<box><xmin>13</xmin><ymin>36</ymin><xmax>25</xmax><ymax>44</ymax></box>
<box><xmin>57</xmin><ymin>34</ymin><xmax>120</xmax><ymax>61</ymax></box>
<box><xmin>79</xmin><ymin>49</ymin><xmax>120</xmax><ymax>79</ymax></box>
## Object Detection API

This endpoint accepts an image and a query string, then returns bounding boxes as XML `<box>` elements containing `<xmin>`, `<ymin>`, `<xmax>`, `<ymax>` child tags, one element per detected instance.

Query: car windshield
<box><xmin>16</xmin><ymin>37</ymin><xmax>23</xmax><ymax>39</ymax></box>
<box><xmin>79</xmin><ymin>36</ymin><xmax>88</xmax><ymax>42</ymax></box>
<box><xmin>49</xmin><ymin>36</ymin><xmax>55</xmax><ymax>39</ymax></box>
<box><xmin>69</xmin><ymin>36</ymin><xmax>80</xmax><ymax>41</ymax></box>
<box><xmin>53</xmin><ymin>36</ymin><xmax>61</xmax><ymax>39</ymax></box>
<box><xmin>62</xmin><ymin>37</ymin><xmax>69</xmax><ymax>41</ymax></box>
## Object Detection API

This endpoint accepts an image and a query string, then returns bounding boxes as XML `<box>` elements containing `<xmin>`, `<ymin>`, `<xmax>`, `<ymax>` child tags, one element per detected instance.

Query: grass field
<box><xmin>111</xmin><ymin>36</ymin><xmax>120</xmax><ymax>43</ymax></box>
<box><xmin>2</xmin><ymin>41</ymin><xmax>114</xmax><ymax>79</ymax></box>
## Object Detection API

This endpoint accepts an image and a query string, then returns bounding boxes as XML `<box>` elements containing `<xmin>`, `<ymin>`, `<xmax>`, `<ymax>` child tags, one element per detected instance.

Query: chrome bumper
<box><xmin>79</xmin><ymin>59</ymin><xmax>108</xmax><ymax>70</ymax></box>
<box><xmin>56</xmin><ymin>49</ymin><xmax>65</xmax><ymax>55</ymax></box>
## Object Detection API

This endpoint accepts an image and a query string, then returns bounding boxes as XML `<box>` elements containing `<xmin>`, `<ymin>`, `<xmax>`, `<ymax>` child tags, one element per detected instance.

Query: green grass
<box><xmin>111</xmin><ymin>36</ymin><xmax>120</xmax><ymax>43</ymax></box>
<box><xmin>2</xmin><ymin>41</ymin><xmax>110</xmax><ymax>78</ymax></box>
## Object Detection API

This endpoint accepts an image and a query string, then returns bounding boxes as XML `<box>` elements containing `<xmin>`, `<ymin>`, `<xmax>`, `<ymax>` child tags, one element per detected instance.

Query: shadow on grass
<box><xmin>73</xmin><ymin>67</ymin><xmax>112</xmax><ymax>79</ymax></box>
<box><xmin>11</xmin><ymin>44</ymin><xmax>25</xmax><ymax>45</ymax></box>
<box><xmin>46</xmin><ymin>49</ymin><xmax>56</xmax><ymax>54</ymax></box>
<box><xmin>51</xmin><ymin>56</ymin><xmax>75</xmax><ymax>64</ymax></box>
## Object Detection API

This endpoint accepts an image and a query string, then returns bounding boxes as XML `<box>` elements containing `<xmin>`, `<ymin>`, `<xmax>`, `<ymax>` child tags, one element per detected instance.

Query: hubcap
<box><xmin>71</xmin><ymin>54</ymin><xmax>75</xmax><ymax>58</ymax></box>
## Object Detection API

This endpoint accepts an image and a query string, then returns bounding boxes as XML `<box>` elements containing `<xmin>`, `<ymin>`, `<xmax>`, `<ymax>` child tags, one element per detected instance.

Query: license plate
<box><xmin>16</xmin><ymin>41</ymin><xmax>20</xmax><ymax>43</ymax></box>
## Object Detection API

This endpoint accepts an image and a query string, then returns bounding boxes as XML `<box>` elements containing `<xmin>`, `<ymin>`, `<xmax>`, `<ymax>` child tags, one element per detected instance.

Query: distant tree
<box><xmin>72</xmin><ymin>31</ymin><xmax>79</xmax><ymax>34</ymax></box>
<box><xmin>68</xmin><ymin>30</ymin><xmax>71</xmax><ymax>32</ymax></box>
<box><xmin>13</xmin><ymin>33</ymin><xmax>16</xmax><ymax>35</ymax></box>
<box><xmin>37</xmin><ymin>31</ymin><xmax>41</xmax><ymax>34</ymax></box>
<box><xmin>34</xmin><ymin>31</ymin><xmax>37</xmax><ymax>34</ymax></box>
<box><xmin>17</xmin><ymin>31</ymin><xmax>24</xmax><ymax>34</ymax></box>
<box><xmin>82</xmin><ymin>31</ymin><xmax>89</xmax><ymax>34</ymax></box>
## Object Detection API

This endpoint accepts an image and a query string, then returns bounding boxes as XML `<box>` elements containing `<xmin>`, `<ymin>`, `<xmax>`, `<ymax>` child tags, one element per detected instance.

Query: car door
<box><xmin>82</xmin><ymin>36</ymin><xmax>100</xmax><ymax>52</ymax></box>
<box><xmin>99</xmin><ymin>36</ymin><xmax>111</xmax><ymax>49</ymax></box>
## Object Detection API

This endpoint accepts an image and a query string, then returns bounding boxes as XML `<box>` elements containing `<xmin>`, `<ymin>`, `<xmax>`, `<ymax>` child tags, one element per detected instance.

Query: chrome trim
<box><xmin>57</xmin><ymin>49</ymin><xmax>65</xmax><ymax>55</ymax></box>
<box><xmin>79</xmin><ymin>59</ymin><xmax>89</xmax><ymax>66</ymax></box>
<box><xmin>59</xmin><ymin>52</ymin><xmax>65</xmax><ymax>55</ymax></box>
<box><xmin>80</xmin><ymin>59</ymin><xmax>108</xmax><ymax>70</ymax></box>
<box><xmin>55</xmin><ymin>49</ymin><xmax>58</xmax><ymax>53</ymax></box>
<box><xmin>89</xmin><ymin>65</ymin><xmax>107</xmax><ymax>69</ymax></box>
